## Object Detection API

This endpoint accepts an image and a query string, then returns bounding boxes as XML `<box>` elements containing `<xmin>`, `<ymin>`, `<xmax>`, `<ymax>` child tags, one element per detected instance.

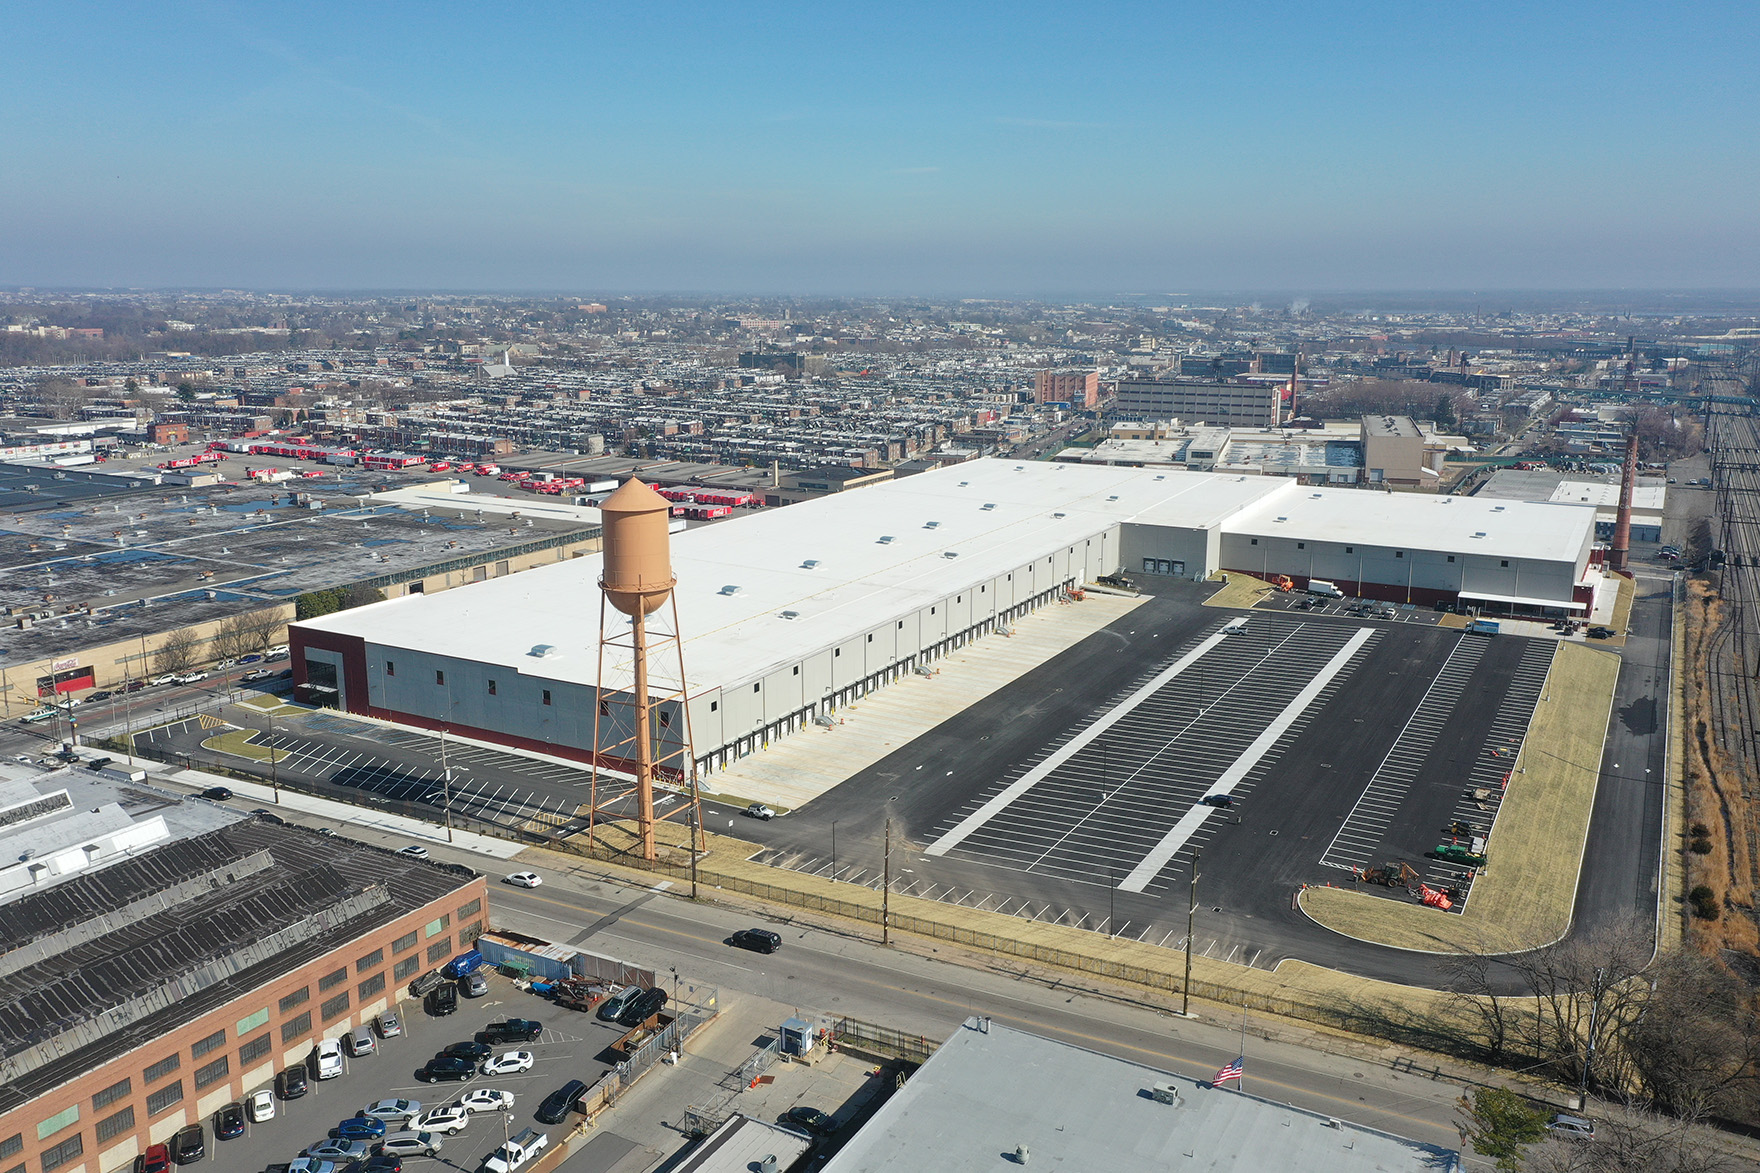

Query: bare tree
<box><xmin>1623</xmin><ymin>951</ymin><xmax>1760</xmax><ymax>1123</ymax></box>
<box><xmin>1522</xmin><ymin>1099</ymin><xmax>1746</xmax><ymax>1173</ymax></box>
<box><xmin>154</xmin><ymin>628</ymin><xmax>199</xmax><ymax>674</ymax></box>
<box><xmin>237</xmin><ymin>611</ymin><xmax>285</xmax><ymax>654</ymax></box>
<box><xmin>1501</xmin><ymin>920</ymin><xmax>1653</xmax><ymax>1089</ymax></box>
<box><xmin>209</xmin><ymin>615</ymin><xmax>254</xmax><ymax>664</ymax></box>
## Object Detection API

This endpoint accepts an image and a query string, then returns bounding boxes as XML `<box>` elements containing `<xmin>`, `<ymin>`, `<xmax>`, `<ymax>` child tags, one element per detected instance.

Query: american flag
<box><xmin>1212</xmin><ymin>1056</ymin><xmax>1244</xmax><ymax>1086</ymax></box>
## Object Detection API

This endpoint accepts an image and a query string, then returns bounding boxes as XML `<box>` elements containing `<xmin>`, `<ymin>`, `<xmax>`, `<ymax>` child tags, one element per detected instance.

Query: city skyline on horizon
<box><xmin>3</xmin><ymin>3</ymin><xmax>1755</xmax><ymax>295</ymax></box>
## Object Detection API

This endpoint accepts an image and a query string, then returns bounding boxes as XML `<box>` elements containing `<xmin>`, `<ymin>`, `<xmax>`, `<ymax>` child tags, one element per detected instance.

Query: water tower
<box><xmin>587</xmin><ymin>478</ymin><xmax>701</xmax><ymax>861</ymax></box>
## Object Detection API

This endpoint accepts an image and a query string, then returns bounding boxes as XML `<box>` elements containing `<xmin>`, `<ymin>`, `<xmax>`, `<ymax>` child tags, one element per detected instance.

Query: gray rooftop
<box><xmin>822</xmin><ymin>1019</ymin><xmax>1459</xmax><ymax>1173</ymax></box>
<box><xmin>0</xmin><ymin>800</ymin><xmax>480</xmax><ymax>1114</ymax></box>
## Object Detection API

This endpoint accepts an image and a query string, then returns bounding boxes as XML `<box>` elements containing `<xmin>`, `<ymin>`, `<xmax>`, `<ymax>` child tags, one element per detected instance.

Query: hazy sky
<box><xmin>3</xmin><ymin>2</ymin><xmax>1756</xmax><ymax>294</ymax></box>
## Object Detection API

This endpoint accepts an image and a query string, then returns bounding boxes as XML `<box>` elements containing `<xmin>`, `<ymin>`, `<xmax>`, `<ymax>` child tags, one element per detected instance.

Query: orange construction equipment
<box><xmin>1267</xmin><ymin>574</ymin><xmax>1294</xmax><ymax>592</ymax></box>
<box><xmin>1419</xmin><ymin>885</ymin><xmax>1454</xmax><ymax>911</ymax></box>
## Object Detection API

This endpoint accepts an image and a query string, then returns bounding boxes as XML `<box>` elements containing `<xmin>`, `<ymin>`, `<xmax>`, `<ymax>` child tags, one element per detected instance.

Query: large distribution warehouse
<box><xmin>292</xmin><ymin>459</ymin><xmax>1599</xmax><ymax>775</ymax></box>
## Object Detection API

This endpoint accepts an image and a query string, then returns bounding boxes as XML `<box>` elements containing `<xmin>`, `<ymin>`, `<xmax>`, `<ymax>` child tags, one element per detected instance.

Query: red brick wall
<box><xmin>0</xmin><ymin>878</ymin><xmax>487</xmax><ymax>1173</ymax></box>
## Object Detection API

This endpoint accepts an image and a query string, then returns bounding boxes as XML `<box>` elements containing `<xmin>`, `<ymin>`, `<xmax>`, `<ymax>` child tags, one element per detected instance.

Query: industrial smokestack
<box><xmin>1610</xmin><ymin>431</ymin><xmax>1638</xmax><ymax>575</ymax></box>
<box><xmin>597</xmin><ymin>478</ymin><xmax>676</xmax><ymax>859</ymax></box>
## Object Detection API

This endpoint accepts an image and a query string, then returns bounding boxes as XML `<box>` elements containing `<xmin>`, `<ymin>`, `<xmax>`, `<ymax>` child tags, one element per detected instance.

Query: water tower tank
<box><xmin>599</xmin><ymin>478</ymin><xmax>675</xmax><ymax>616</ymax></box>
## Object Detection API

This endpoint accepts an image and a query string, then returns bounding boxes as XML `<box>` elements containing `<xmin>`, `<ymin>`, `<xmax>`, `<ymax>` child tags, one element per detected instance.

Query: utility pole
<box><xmin>1183</xmin><ymin>852</ymin><xmax>1200</xmax><ymax>1017</ymax></box>
<box><xmin>1108</xmin><ymin>865</ymin><xmax>1115</xmax><ymax>938</ymax></box>
<box><xmin>268</xmin><ymin>725</ymin><xmax>283</xmax><ymax>804</ymax></box>
<box><xmin>688</xmin><ymin>788</ymin><xmax>699</xmax><ymax>900</ymax></box>
<box><xmin>882</xmin><ymin>816</ymin><xmax>892</xmax><ymax>946</ymax></box>
<box><xmin>831</xmin><ymin>820</ymin><xmax>837</xmax><ymax>881</ymax></box>
<box><xmin>1580</xmin><ymin>966</ymin><xmax>1605</xmax><ymax>1099</ymax></box>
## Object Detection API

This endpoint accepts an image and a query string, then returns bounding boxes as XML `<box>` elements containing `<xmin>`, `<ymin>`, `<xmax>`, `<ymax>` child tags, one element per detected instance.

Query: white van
<box><xmin>1306</xmin><ymin>579</ymin><xmax>1344</xmax><ymax>599</ymax></box>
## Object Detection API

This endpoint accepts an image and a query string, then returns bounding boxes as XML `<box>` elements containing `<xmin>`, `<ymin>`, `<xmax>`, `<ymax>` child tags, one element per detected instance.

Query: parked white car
<box><xmin>479</xmin><ymin>1051</ymin><xmax>535</xmax><ymax>1076</ymax></box>
<box><xmin>415</xmin><ymin>1107</ymin><xmax>471</xmax><ymax>1135</ymax></box>
<box><xmin>314</xmin><ymin>1037</ymin><xmax>345</xmax><ymax>1079</ymax></box>
<box><xmin>247</xmin><ymin>1089</ymin><xmax>275</xmax><ymax>1123</ymax></box>
<box><xmin>504</xmin><ymin>872</ymin><xmax>542</xmax><ymax>889</ymax></box>
<box><xmin>457</xmin><ymin>1089</ymin><xmax>514</xmax><ymax>1113</ymax></box>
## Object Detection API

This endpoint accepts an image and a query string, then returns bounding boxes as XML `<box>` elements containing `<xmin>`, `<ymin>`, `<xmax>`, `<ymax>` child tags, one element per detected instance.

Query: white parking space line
<box><xmin>925</xmin><ymin>627</ymin><xmax>1234</xmax><ymax>857</ymax></box>
<box><xmin>1117</xmin><ymin>627</ymin><xmax>1374</xmax><ymax>892</ymax></box>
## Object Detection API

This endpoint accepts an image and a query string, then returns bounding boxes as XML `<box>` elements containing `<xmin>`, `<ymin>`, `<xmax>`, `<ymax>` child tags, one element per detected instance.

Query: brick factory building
<box><xmin>0</xmin><ymin>774</ymin><xmax>487</xmax><ymax>1173</ymax></box>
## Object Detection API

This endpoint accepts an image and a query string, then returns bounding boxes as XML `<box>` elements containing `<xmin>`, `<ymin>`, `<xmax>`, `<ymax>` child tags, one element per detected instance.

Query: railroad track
<box><xmin>1703</xmin><ymin>404</ymin><xmax>1760</xmax><ymax>904</ymax></box>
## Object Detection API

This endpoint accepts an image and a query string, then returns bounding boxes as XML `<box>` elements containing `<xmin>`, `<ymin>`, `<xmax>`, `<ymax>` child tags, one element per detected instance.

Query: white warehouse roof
<box><xmin>1228</xmin><ymin>487</ymin><xmax>1596</xmax><ymax>564</ymax></box>
<box><xmin>297</xmin><ymin>460</ymin><xmax>1594</xmax><ymax>696</ymax></box>
<box><xmin>297</xmin><ymin>460</ymin><xmax>1289</xmax><ymax>694</ymax></box>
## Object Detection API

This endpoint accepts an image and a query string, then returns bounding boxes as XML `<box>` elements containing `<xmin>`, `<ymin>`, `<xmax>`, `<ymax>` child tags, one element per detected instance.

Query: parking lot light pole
<box><xmin>269</xmin><ymin>725</ymin><xmax>286</xmax><ymax>804</ymax></box>
<box><xmin>831</xmin><ymin>820</ymin><xmax>837</xmax><ymax>881</ymax></box>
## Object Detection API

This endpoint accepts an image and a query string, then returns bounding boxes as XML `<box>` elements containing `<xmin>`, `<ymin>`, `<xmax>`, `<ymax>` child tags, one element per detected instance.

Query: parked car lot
<box><xmin>204</xmin><ymin>970</ymin><xmax>627</xmax><ymax>1173</ymax></box>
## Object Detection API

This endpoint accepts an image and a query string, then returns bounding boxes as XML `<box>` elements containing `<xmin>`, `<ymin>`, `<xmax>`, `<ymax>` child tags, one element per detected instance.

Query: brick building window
<box><xmin>281</xmin><ymin>1011</ymin><xmax>312</xmax><ymax>1043</ymax></box>
<box><xmin>1</xmin><ymin>1136</ymin><xmax>21</xmax><ymax>1162</ymax></box>
<box><xmin>320</xmin><ymin>994</ymin><xmax>350</xmax><ymax>1021</ymax></box>
<box><xmin>393</xmin><ymin>931</ymin><xmax>417</xmax><ymax>954</ymax></box>
<box><xmin>318</xmin><ymin>968</ymin><xmax>347</xmax><ymax>992</ymax></box>
<box><xmin>191</xmin><ymin>1029</ymin><xmax>226</xmax><ymax>1059</ymax></box>
<box><xmin>95</xmin><ymin>1108</ymin><xmax>135</xmax><ymax>1145</ymax></box>
<box><xmin>238</xmin><ymin>1034</ymin><xmax>272</xmax><ymax>1066</ymax></box>
<box><xmin>425</xmin><ymin>939</ymin><xmax>452</xmax><ymax>965</ymax></box>
<box><xmin>458</xmin><ymin>921</ymin><xmax>482</xmax><ymax>943</ymax></box>
<box><xmin>457</xmin><ymin>899</ymin><xmax>481</xmax><ymax>919</ymax></box>
<box><xmin>34</xmin><ymin>1109</ymin><xmax>77</xmax><ymax>1142</ymax></box>
<box><xmin>143</xmin><ymin>1054</ymin><xmax>180</xmax><ymax>1084</ymax></box>
<box><xmin>356</xmin><ymin>948</ymin><xmax>384</xmax><ymax>974</ymax></box>
<box><xmin>357</xmin><ymin>974</ymin><xmax>386</xmax><ymax>1000</ymax></box>
<box><xmin>393</xmin><ymin>956</ymin><xmax>419</xmax><ymax>982</ymax></box>
<box><xmin>92</xmin><ymin>1079</ymin><xmax>131</xmax><ymax>1112</ymax></box>
<box><xmin>236</xmin><ymin>1008</ymin><xmax>269</xmax><ymax>1036</ymax></box>
<box><xmin>145</xmin><ymin>1082</ymin><xmax>184</xmax><ymax>1117</ymax></box>
<box><xmin>424</xmin><ymin>915</ymin><xmax>449</xmax><ymax>938</ymax></box>
<box><xmin>194</xmin><ymin>1057</ymin><xmax>229</xmax><ymax>1090</ymax></box>
<box><xmin>279</xmin><ymin>987</ymin><xmax>310</xmax><ymax>1012</ymax></box>
<box><xmin>39</xmin><ymin>1135</ymin><xmax>82</xmax><ymax>1173</ymax></box>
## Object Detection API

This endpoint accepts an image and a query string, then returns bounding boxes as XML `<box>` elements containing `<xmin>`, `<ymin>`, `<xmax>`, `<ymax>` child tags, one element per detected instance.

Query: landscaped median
<box><xmin>1298</xmin><ymin>641</ymin><xmax>1622</xmax><ymax>955</ymax></box>
<box><xmin>201</xmin><ymin>726</ymin><xmax>276</xmax><ymax>762</ymax></box>
<box><xmin>1201</xmin><ymin>572</ymin><xmax>1278</xmax><ymax>610</ymax></box>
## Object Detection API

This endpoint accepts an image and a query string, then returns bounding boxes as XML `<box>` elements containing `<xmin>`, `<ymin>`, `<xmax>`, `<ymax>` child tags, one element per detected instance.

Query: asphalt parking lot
<box><xmin>746</xmin><ymin>593</ymin><xmax>1556</xmax><ymax>967</ymax></box>
<box><xmin>196</xmin><ymin>971</ymin><xmax>624</xmax><ymax>1173</ymax></box>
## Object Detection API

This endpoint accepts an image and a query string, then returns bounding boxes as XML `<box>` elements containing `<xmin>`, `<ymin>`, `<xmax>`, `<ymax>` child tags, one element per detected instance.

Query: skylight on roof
<box><xmin>924</xmin><ymin>521</ymin><xmax>941</xmax><ymax>529</ymax></box>
<box><xmin>779</xmin><ymin>610</ymin><xmax>800</xmax><ymax>620</ymax></box>
<box><xmin>877</xmin><ymin>535</ymin><xmax>895</xmax><ymax>544</ymax></box>
<box><xmin>718</xmin><ymin>584</ymin><xmax>743</xmax><ymax>595</ymax></box>
<box><xmin>801</xmin><ymin>559</ymin><xmax>821</xmax><ymax>569</ymax></box>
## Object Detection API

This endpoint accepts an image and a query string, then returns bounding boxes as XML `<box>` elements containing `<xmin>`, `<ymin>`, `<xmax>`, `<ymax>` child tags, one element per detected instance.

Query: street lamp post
<box><xmin>1183</xmin><ymin>852</ymin><xmax>1201</xmax><ymax>1017</ymax></box>
<box><xmin>269</xmin><ymin>724</ymin><xmax>286</xmax><ymax>804</ymax></box>
<box><xmin>831</xmin><ymin>820</ymin><xmax>838</xmax><ymax>881</ymax></box>
<box><xmin>439</xmin><ymin>730</ymin><xmax>456</xmax><ymax>843</ymax></box>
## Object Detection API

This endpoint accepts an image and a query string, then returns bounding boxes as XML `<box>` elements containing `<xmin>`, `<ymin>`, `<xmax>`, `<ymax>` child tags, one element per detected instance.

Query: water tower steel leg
<box><xmin>633</xmin><ymin>607</ymin><xmax>657</xmax><ymax>861</ymax></box>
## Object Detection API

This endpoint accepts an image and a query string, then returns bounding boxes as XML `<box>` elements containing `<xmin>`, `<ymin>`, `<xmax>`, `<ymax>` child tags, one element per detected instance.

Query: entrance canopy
<box><xmin>1458</xmin><ymin>589</ymin><xmax>1586</xmax><ymax>613</ymax></box>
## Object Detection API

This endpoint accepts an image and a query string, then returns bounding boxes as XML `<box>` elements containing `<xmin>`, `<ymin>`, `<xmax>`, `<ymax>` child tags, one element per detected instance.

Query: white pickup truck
<box><xmin>483</xmin><ymin>1129</ymin><xmax>548</xmax><ymax>1173</ymax></box>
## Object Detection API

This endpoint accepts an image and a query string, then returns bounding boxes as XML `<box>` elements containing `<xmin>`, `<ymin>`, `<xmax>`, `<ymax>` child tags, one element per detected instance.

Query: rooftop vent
<box><xmin>1154</xmin><ymin>475</ymin><xmax>1165</xmax><ymax>480</ymax></box>
<box><xmin>944</xmin><ymin>550</ymin><xmax>960</xmax><ymax>559</ymax></box>
<box><xmin>924</xmin><ymin>521</ymin><xmax>941</xmax><ymax>529</ymax></box>
<box><xmin>958</xmin><ymin>481</ymin><xmax>969</xmax><ymax>487</ymax></box>
<box><xmin>1473</xmin><ymin>531</ymin><xmax>1487</xmax><ymax>538</ymax></box>
<box><xmin>1311</xmin><ymin>493</ymin><xmax>1322</xmax><ymax>498</ymax></box>
<box><xmin>1274</xmin><ymin>516</ymin><xmax>1288</xmax><ymax>522</ymax></box>
<box><xmin>1492</xmin><ymin>505</ymin><xmax>1506</xmax><ymax>512</ymax></box>
<box><xmin>877</xmin><ymin>535</ymin><xmax>895</xmax><ymax>544</ymax></box>
<box><xmin>1014</xmin><ymin>465</ymin><xmax>1024</xmax><ymax>471</ymax></box>
<box><xmin>779</xmin><ymin>610</ymin><xmax>801</xmax><ymax>620</ymax></box>
<box><xmin>528</xmin><ymin>644</ymin><xmax>557</xmax><ymax>658</ymax></box>
<box><xmin>800</xmin><ymin>559</ymin><xmax>821</xmax><ymax>570</ymax></box>
<box><xmin>981</xmin><ymin>503</ymin><xmax>996</xmax><ymax>511</ymax></box>
<box><xmin>1052</xmin><ymin>512</ymin><xmax>1066</xmax><ymax>518</ymax></box>
<box><xmin>1107</xmin><ymin>495</ymin><xmax>1119</xmax><ymax>501</ymax></box>
<box><xmin>718</xmin><ymin>584</ymin><xmax>743</xmax><ymax>596</ymax></box>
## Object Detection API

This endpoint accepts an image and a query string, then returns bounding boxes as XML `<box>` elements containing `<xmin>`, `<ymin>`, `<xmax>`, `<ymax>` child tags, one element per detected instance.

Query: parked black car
<box><xmin>214</xmin><ymin>1103</ymin><xmax>245</xmax><ymax>1141</ymax></box>
<box><xmin>277</xmin><ymin>1066</ymin><xmax>309</xmax><ymax>1100</ymax></box>
<box><xmin>201</xmin><ymin>787</ymin><xmax>233</xmax><ymax>800</ymax></box>
<box><xmin>781</xmin><ymin>1107</ymin><xmax>837</xmax><ymax>1136</ymax></box>
<box><xmin>170</xmin><ymin>1124</ymin><xmax>205</xmax><ymax>1165</ymax></box>
<box><xmin>617</xmin><ymin>987</ymin><xmax>668</xmax><ymax>1027</ymax></box>
<box><xmin>729</xmin><ymin>928</ymin><xmax>781</xmax><ymax>954</ymax></box>
<box><xmin>418</xmin><ymin>1057</ymin><xmax>474</xmax><ymax>1083</ymax></box>
<box><xmin>480</xmin><ymin>1019</ymin><xmax>543</xmax><ymax>1044</ymax></box>
<box><xmin>535</xmin><ymin>1080</ymin><xmax>587</xmax><ymax>1125</ymax></box>
<box><xmin>439</xmin><ymin>1041</ymin><xmax>491</xmax><ymax>1061</ymax></box>
<box><xmin>426</xmin><ymin>983</ymin><xmax>457</xmax><ymax>1017</ymax></box>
